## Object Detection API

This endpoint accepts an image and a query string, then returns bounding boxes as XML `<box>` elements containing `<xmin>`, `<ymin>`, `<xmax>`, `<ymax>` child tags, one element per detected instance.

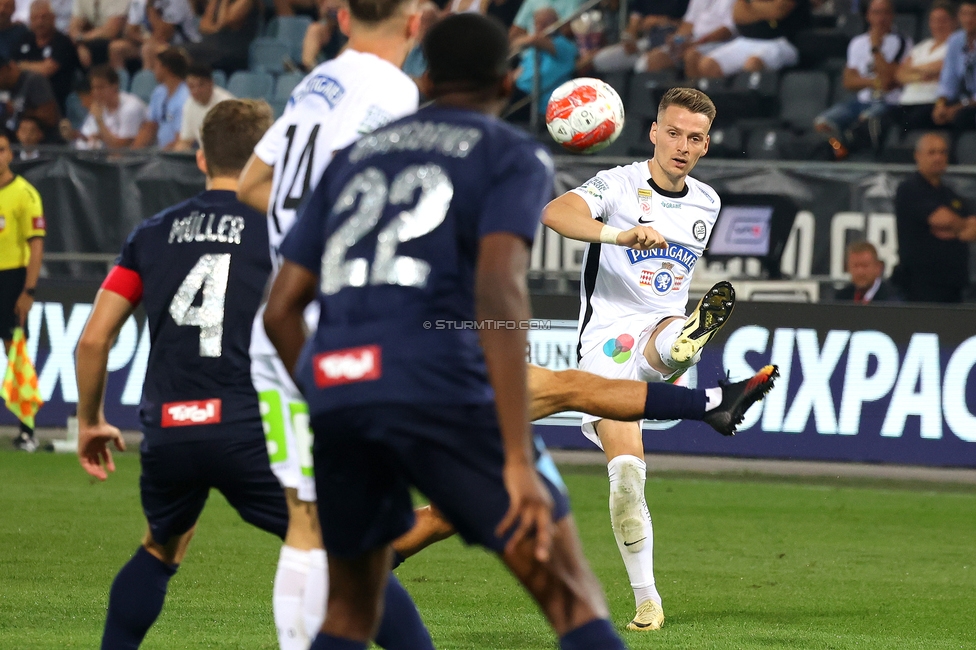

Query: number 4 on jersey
<box><xmin>169</xmin><ymin>253</ymin><xmax>231</xmax><ymax>357</ymax></box>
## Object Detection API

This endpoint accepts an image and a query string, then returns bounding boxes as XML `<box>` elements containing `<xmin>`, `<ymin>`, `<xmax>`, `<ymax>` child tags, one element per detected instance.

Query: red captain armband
<box><xmin>101</xmin><ymin>265</ymin><xmax>144</xmax><ymax>305</ymax></box>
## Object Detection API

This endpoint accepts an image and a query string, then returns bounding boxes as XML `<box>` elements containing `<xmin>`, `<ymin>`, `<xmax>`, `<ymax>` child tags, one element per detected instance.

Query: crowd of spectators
<box><xmin>0</xmin><ymin>0</ymin><xmax>968</xmax><ymax>164</ymax></box>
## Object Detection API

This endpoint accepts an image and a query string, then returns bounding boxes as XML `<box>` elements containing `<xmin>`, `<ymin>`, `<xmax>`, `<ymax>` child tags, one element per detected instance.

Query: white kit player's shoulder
<box><xmin>683</xmin><ymin>176</ymin><xmax>721</xmax><ymax>214</ymax></box>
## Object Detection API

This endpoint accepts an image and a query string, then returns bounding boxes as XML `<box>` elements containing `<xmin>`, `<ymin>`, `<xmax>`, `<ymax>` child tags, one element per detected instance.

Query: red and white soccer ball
<box><xmin>545</xmin><ymin>78</ymin><xmax>625</xmax><ymax>154</ymax></box>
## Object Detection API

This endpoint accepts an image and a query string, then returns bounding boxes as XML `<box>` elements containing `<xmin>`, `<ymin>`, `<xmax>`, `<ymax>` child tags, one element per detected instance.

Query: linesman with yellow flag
<box><xmin>0</xmin><ymin>131</ymin><xmax>45</xmax><ymax>451</ymax></box>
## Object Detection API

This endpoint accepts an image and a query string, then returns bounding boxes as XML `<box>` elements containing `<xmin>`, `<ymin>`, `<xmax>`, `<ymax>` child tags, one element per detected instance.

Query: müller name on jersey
<box><xmin>168</xmin><ymin>211</ymin><xmax>247</xmax><ymax>245</ymax></box>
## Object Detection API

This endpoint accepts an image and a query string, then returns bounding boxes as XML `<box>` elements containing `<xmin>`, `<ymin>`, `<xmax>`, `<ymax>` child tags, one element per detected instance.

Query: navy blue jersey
<box><xmin>105</xmin><ymin>189</ymin><xmax>272</xmax><ymax>443</ymax></box>
<box><xmin>280</xmin><ymin>106</ymin><xmax>554</xmax><ymax>416</ymax></box>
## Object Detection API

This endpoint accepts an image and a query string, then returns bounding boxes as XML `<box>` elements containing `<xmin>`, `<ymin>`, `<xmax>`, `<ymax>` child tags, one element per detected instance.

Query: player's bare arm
<box><xmin>263</xmin><ymin>260</ymin><xmax>318</xmax><ymax>377</ymax></box>
<box><xmin>477</xmin><ymin>232</ymin><xmax>553</xmax><ymax>563</ymax></box>
<box><xmin>542</xmin><ymin>192</ymin><xmax>667</xmax><ymax>250</ymax></box>
<box><xmin>237</xmin><ymin>153</ymin><xmax>274</xmax><ymax>214</ymax></box>
<box><xmin>75</xmin><ymin>288</ymin><xmax>134</xmax><ymax>480</ymax></box>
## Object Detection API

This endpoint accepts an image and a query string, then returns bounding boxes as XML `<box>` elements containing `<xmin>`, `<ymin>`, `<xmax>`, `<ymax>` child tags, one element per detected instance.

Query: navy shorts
<box><xmin>140</xmin><ymin>432</ymin><xmax>289</xmax><ymax>546</ymax></box>
<box><xmin>311</xmin><ymin>403</ymin><xmax>571</xmax><ymax>558</ymax></box>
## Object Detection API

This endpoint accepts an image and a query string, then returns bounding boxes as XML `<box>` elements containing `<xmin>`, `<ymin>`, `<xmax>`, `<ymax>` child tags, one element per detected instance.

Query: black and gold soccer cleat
<box><xmin>703</xmin><ymin>365</ymin><xmax>780</xmax><ymax>436</ymax></box>
<box><xmin>670</xmin><ymin>281</ymin><xmax>736</xmax><ymax>365</ymax></box>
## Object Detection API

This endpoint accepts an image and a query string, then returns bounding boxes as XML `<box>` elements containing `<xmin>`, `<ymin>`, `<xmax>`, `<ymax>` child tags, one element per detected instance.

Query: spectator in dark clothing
<box><xmin>699</xmin><ymin>0</ymin><xmax>810</xmax><ymax>77</ymax></box>
<box><xmin>16</xmin><ymin>114</ymin><xmax>44</xmax><ymax>158</ymax></box>
<box><xmin>13</xmin><ymin>0</ymin><xmax>80</xmax><ymax>113</ymax></box>
<box><xmin>893</xmin><ymin>132</ymin><xmax>976</xmax><ymax>303</ymax></box>
<box><xmin>835</xmin><ymin>241</ymin><xmax>900</xmax><ymax>303</ymax></box>
<box><xmin>0</xmin><ymin>55</ymin><xmax>61</xmax><ymax>142</ymax></box>
<box><xmin>486</xmin><ymin>0</ymin><xmax>522</xmax><ymax>27</ymax></box>
<box><xmin>0</xmin><ymin>0</ymin><xmax>29</xmax><ymax>59</ymax></box>
<box><xmin>184</xmin><ymin>0</ymin><xmax>259</xmax><ymax>73</ymax></box>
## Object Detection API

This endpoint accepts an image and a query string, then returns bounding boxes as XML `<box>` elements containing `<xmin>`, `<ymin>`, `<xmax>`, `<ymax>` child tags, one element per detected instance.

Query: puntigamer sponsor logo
<box><xmin>626</xmin><ymin>243</ymin><xmax>699</xmax><ymax>270</ymax></box>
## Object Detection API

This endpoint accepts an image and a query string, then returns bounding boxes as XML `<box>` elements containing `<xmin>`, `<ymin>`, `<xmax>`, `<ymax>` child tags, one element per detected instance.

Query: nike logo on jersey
<box><xmin>624</xmin><ymin>537</ymin><xmax>646</xmax><ymax>547</ymax></box>
<box><xmin>638</xmin><ymin>216</ymin><xmax>653</xmax><ymax>224</ymax></box>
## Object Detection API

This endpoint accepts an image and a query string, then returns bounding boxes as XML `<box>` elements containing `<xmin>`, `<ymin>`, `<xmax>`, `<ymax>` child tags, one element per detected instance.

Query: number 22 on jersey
<box><xmin>322</xmin><ymin>163</ymin><xmax>454</xmax><ymax>295</ymax></box>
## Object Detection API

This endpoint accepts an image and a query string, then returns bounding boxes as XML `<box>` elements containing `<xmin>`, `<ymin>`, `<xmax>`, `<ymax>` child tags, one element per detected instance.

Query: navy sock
<box><xmin>644</xmin><ymin>382</ymin><xmax>707</xmax><ymax>421</ymax></box>
<box><xmin>559</xmin><ymin>619</ymin><xmax>626</xmax><ymax>650</ymax></box>
<box><xmin>101</xmin><ymin>546</ymin><xmax>177</xmax><ymax>650</ymax></box>
<box><xmin>309</xmin><ymin>634</ymin><xmax>368</xmax><ymax>650</ymax></box>
<box><xmin>375</xmin><ymin>574</ymin><xmax>434</xmax><ymax>650</ymax></box>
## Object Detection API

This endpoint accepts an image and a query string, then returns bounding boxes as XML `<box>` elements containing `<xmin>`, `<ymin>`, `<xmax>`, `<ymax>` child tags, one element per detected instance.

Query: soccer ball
<box><xmin>545</xmin><ymin>78</ymin><xmax>625</xmax><ymax>154</ymax></box>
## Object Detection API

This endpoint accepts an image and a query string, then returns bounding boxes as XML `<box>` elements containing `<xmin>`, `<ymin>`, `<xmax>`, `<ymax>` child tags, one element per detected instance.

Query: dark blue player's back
<box><xmin>113</xmin><ymin>189</ymin><xmax>271</xmax><ymax>442</ymax></box>
<box><xmin>280</xmin><ymin>105</ymin><xmax>554</xmax><ymax>415</ymax></box>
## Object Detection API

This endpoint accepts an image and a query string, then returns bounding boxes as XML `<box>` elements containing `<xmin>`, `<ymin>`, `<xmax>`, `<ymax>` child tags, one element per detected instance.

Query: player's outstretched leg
<box><xmin>101</xmin><ymin>527</ymin><xmax>194</xmax><ymax>649</ymax></box>
<box><xmin>530</xmin><ymin>363</ymin><xmax>778</xmax><ymax>436</ymax></box>
<box><xmin>668</xmin><ymin>280</ymin><xmax>736</xmax><ymax>366</ymax></box>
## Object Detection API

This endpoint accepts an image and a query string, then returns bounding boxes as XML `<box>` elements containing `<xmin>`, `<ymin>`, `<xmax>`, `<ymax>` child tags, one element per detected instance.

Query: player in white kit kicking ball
<box><xmin>542</xmin><ymin>87</ymin><xmax>733</xmax><ymax>632</ymax></box>
<box><xmin>237</xmin><ymin>0</ymin><xmax>421</xmax><ymax>646</ymax></box>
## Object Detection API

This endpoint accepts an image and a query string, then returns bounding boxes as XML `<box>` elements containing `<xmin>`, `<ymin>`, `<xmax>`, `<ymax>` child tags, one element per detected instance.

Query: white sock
<box><xmin>608</xmin><ymin>455</ymin><xmax>662</xmax><ymax>608</ymax></box>
<box><xmin>655</xmin><ymin>318</ymin><xmax>702</xmax><ymax>371</ymax></box>
<box><xmin>303</xmin><ymin>549</ymin><xmax>327</xmax><ymax>640</ymax></box>
<box><xmin>273</xmin><ymin>545</ymin><xmax>311</xmax><ymax>650</ymax></box>
<box><xmin>705</xmin><ymin>387</ymin><xmax>723</xmax><ymax>411</ymax></box>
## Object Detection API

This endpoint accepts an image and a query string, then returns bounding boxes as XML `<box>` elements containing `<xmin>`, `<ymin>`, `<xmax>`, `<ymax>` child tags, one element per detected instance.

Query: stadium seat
<box><xmin>249</xmin><ymin>37</ymin><xmax>290</xmax><ymax>74</ymax></box>
<box><xmin>129</xmin><ymin>69</ymin><xmax>157</xmax><ymax>103</ymax></box>
<box><xmin>955</xmin><ymin>132</ymin><xmax>976</xmax><ymax>165</ymax></box>
<box><xmin>627</xmin><ymin>71</ymin><xmax>675</xmax><ymax>119</ymax></box>
<box><xmin>595</xmin><ymin>70</ymin><xmax>631</xmax><ymax>110</ymax></box>
<box><xmin>837</xmin><ymin>12</ymin><xmax>864</xmax><ymax>37</ymax></box>
<box><xmin>690</xmin><ymin>76</ymin><xmax>728</xmax><ymax>93</ymax></box>
<box><xmin>894</xmin><ymin>13</ymin><xmax>918</xmax><ymax>41</ymax></box>
<box><xmin>706</xmin><ymin>125</ymin><xmax>743</xmax><ymax>158</ymax></box>
<box><xmin>269</xmin><ymin>15</ymin><xmax>313</xmax><ymax>64</ymax></box>
<box><xmin>880</xmin><ymin>128</ymin><xmax>932</xmax><ymax>163</ymax></box>
<box><xmin>831</xmin><ymin>71</ymin><xmax>855</xmax><ymax>105</ymax></box>
<box><xmin>731</xmin><ymin>70</ymin><xmax>778</xmax><ymax>97</ymax></box>
<box><xmin>270</xmin><ymin>98</ymin><xmax>288</xmax><ymax>118</ymax></box>
<box><xmin>274</xmin><ymin>71</ymin><xmax>304</xmax><ymax>100</ymax></box>
<box><xmin>779</xmin><ymin>70</ymin><xmax>830</xmax><ymax>131</ymax></box>
<box><xmin>228</xmin><ymin>70</ymin><xmax>275</xmax><ymax>99</ymax></box>
<box><xmin>746</xmin><ymin>128</ymin><xmax>795</xmax><ymax>160</ymax></box>
<box><xmin>117</xmin><ymin>68</ymin><xmax>130</xmax><ymax>92</ymax></box>
<box><xmin>212</xmin><ymin>69</ymin><xmax>227</xmax><ymax>88</ymax></box>
<box><xmin>600</xmin><ymin>116</ymin><xmax>642</xmax><ymax>157</ymax></box>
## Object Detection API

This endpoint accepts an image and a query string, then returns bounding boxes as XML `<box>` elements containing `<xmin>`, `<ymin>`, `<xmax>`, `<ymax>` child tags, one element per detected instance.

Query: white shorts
<box><xmin>251</xmin><ymin>352</ymin><xmax>316</xmax><ymax>502</ymax></box>
<box><xmin>578</xmin><ymin>311</ymin><xmax>682</xmax><ymax>447</ymax></box>
<box><xmin>706</xmin><ymin>36</ymin><xmax>798</xmax><ymax>76</ymax></box>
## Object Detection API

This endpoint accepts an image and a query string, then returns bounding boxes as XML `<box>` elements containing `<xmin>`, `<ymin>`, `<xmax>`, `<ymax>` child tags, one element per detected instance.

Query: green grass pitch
<box><xmin>2</xmin><ymin>451</ymin><xmax>975</xmax><ymax>649</ymax></box>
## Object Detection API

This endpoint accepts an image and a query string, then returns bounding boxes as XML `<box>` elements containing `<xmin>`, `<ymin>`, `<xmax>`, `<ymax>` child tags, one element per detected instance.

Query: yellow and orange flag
<box><xmin>3</xmin><ymin>328</ymin><xmax>43</xmax><ymax>429</ymax></box>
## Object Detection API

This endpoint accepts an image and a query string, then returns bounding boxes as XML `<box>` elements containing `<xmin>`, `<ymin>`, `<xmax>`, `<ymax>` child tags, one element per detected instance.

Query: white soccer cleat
<box><xmin>670</xmin><ymin>281</ymin><xmax>735</xmax><ymax>365</ymax></box>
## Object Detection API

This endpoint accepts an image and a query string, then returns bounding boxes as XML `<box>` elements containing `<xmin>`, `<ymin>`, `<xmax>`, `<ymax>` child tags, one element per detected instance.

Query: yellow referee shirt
<box><xmin>0</xmin><ymin>176</ymin><xmax>45</xmax><ymax>271</ymax></box>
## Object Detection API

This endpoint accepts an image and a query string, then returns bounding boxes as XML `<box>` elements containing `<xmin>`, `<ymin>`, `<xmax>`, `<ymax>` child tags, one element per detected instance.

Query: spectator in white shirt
<box><xmin>79</xmin><ymin>64</ymin><xmax>147</xmax><ymax>148</ymax></box>
<box><xmin>173</xmin><ymin>62</ymin><xmax>233</xmax><ymax>150</ymax></box>
<box><xmin>601</xmin><ymin>0</ymin><xmax>735</xmax><ymax>76</ymax></box>
<box><xmin>814</xmin><ymin>0</ymin><xmax>911</xmax><ymax>137</ymax></box>
<box><xmin>894</xmin><ymin>1</ymin><xmax>955</xmax><ymax>132</ymax></box>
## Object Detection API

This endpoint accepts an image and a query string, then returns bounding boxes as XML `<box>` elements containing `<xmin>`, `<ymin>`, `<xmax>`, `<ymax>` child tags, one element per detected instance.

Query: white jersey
<box><xmin>250</xmin><ymin>48</ymin><xmax>419</xmax><ymax>357</ymax></box>
<box><xmin>570</xmin><ymin>161</ymin><xmax>720</xmax><ymax>359</ymax></box>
